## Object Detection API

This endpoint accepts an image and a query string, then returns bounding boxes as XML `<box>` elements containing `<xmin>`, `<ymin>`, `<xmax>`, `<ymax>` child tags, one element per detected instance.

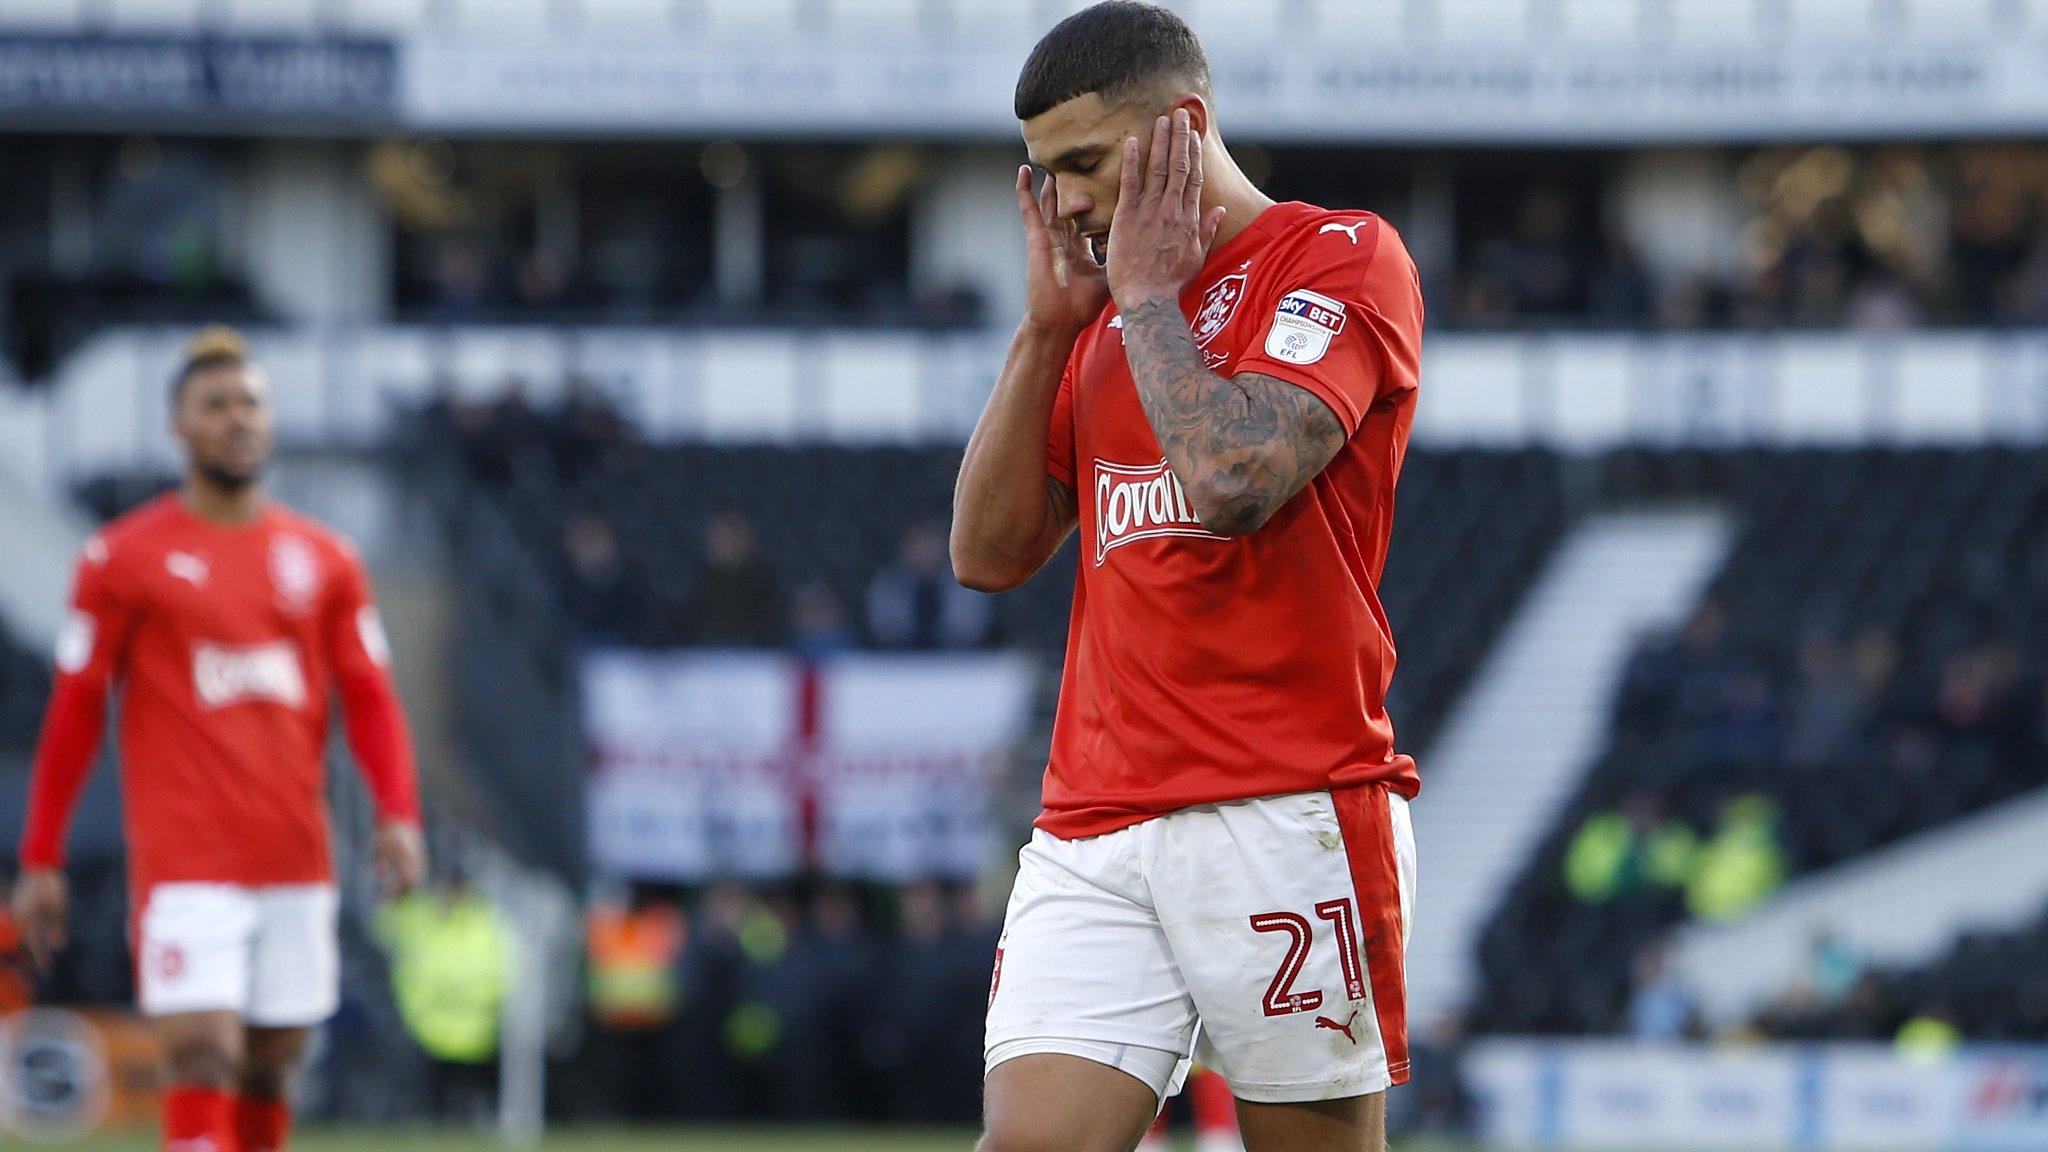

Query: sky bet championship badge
<box><xmin>1265</xmin><ymin>289</ymin><xmax>1347</xmax><ymax>366</ymax></box>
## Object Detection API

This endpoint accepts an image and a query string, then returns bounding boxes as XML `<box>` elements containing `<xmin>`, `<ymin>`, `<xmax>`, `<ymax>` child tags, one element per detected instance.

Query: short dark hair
<box><xmin>170</xmin><ymin>325</ymin><xmax>249</xmax><ymax>406</ymax></box>
<box><xmin>1014</xmin><ymin>1</ymin><xmax>1210</xmax><ymax>122</ymax></box>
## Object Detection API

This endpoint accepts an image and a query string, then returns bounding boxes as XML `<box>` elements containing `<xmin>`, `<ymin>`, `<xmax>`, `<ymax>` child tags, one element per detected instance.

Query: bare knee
<box><xmin>980</xmin><ymin>1053</ymin><xmax>1160</xmax><ymax>1152</ymax></box>
<box><xmin>164</xmin><ymin>1034</ymin><xmax>241</xmax><ymax>1089</ymax></box>
<box><xmin>241</xmin><ymin>1029</ymin><xmax>312</xmax><ymax>1101</ymax></box>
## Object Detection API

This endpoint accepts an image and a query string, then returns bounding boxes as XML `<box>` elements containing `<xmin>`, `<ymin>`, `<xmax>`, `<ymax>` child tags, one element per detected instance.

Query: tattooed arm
<box><xmin>1101</xmin><ymin>110</ymin><xmax>1346</xmax><ymax>537</ymax></box>
<box><xmin>1119</xmin><ymin>296</ymin><xmax>1347</xmax><ymax>536</ymax></box>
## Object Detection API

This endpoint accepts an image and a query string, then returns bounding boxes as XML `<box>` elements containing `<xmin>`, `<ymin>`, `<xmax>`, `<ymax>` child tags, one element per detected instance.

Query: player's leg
<box><xmin>155</xmin><ymin>1009</ymin><xmax>247</xmax><ymax>1151</ymax></box>
<box><xmin>1234</xmin><ymin>1092</ymin><xmax>1385</xmax><ymax>1152</ymax></box>
<box><xmin>980</xmin><ymin>826</ymin><xmax>1200</xmax><ymax>1152</ymax></box>
<box><xmin>238</xmin><ymin>1026</ymin><xmax>313</xmax><ymax>1152</ymax></box>
<box><xmin>1152</xmin><ymin>786</ymin><xmax>1417</xmax><ymax>1152</ymax></box>
<box><xmin>137</xmin><ymin>883</ymin><xmax>261</xmax><ymax>1151</ymax></box>
<box><xmin>237</xmin><ymin>884</ymin><xmax>341</xmax><ymax>1152</ymax></box>
<box><xmin>979</xmin><ymin>1052</ymin><xmax>1163</xmax><ymax>1152</ymax></box>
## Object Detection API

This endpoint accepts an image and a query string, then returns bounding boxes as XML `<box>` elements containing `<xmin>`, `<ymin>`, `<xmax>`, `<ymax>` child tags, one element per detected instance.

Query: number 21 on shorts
<box><xmin>1249</xmin><ymin>898</ymin><xmax>1366</xmax><ymax>1016</ymax></box>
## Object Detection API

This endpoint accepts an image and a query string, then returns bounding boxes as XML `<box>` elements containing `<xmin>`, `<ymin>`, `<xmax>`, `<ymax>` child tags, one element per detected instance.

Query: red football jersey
<box><xmin>1038</xmin><ymin>201</ymin><xmax>1425</xmax><ymax>839</ymax></box>
<box><xmin>28</xmin><ymin>495</ymin><xmax>406</xmax><ymax>891</ymax></box>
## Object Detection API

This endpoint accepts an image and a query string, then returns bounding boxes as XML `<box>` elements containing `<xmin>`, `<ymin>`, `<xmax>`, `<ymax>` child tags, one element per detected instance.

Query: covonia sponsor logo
<box><xmin>192</xmin><ymin>639</ymin><xmax>307</xmax><ymax>710</ymax></box>
<box><xmin>1093</xmin><ymin>458</ymin><xmax>1223</xmax><ymax>566</ymax></box>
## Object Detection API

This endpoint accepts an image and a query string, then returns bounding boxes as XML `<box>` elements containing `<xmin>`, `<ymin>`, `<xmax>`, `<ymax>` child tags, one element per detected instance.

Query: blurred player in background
<box><xmin>952</xmin><ymin>4</ymin><xmax>1423</xmax><ymax>1151</ymax></box>
<box><xmin>10</xmin><ymin>328</ymin><xmax>427</xmax><ymax>1152</ymax></box>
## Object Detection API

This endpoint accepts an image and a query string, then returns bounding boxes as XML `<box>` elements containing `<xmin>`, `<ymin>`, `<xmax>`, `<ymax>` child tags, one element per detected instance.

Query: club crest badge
<box><xmin>1192</xmin><ymin>273</ymin><xmax>1248</xmax><ymax>347</ymax></box>
<box><xmin>269</xmin><ymin>534</ymin><xmax>322</xmax><ymax>615</ymax></box>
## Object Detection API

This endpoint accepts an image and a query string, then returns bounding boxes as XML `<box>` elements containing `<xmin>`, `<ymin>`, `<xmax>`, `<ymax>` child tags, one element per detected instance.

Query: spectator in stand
<box><xmin>585</xmin><ymin>885</ymin><xmax>686</xmax><ymax>1120</ymax></box>
<box><xmin>1562</xmin><ymin>790</ymin><xmax>1698</xmax><ymax>905</ymax></box>
<box><xmin>1784</xmin><ymin>633</ymin><xmax>1866</xmax><ymax>768</ymax></box>
<box><xmin>1894</xmin><ymin>1004</ymin><xmax>1962</xmax><ymax>1064</ymax></box>
<box><xmin>1949</xmin><ymin>147</ymin><xmax>2037</xmax><ymax>323</ymax></box>
<box><xmin>798</xmin><ymin>884</ymin><xmax>883</xmax><ymax>1119</ymax></box>
<box><xmin>562</xmin><ymin>512</ymin><xmax>636</xmax><ymax>643</ymax></box>
<box><xmin>1586</xmin><ymin>231</ymin><xmax>1656</xmax><ymax>328</ymax></box>
<box><xmin>865</xmin><ymin>521</ymin><xmax>991</xmax><ymax>650</ymax></box>
<box><xmin>1686</xmin><ymin>793</ymin><xmax>1787</xmax><ymax>922</ymax></box>
<box><xmin>430</xmin><ymin>240</ymin><xmax>493</xmax><ymax>322</ymax></box>
<box><xmin>1627</xmin><ymin>940</ymin><xmax>1698</xmax><ymax>1042</ymax></box>
<box><xmin>692</xmin><ymin>512</ymin><xmax>788</xmax><ymax>647</ymax></box>
<box><xmin>791</xmin><ymin>581</ymin><xmax>858</xmax><ymax>658</ymax></box>
<box><xmin>550</xmin><ymin>374</ymin><xmax>631</xmax><ymax>484</ymax></box>
<box><xmin>876</xmin><ymin>881</ymin><xmax>964</xmax><ymax>1122</ymax></box>
<box><xmin>1475</xmin><ymin>186</ymin><xmax>1587</xmax><ymax>323</ymax></box>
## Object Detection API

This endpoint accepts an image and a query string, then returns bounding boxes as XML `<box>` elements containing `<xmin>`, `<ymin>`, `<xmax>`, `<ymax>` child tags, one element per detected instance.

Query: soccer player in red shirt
<box><xmin>953</xmin><ymin>5</ymin><xmax>1424</xmax><ymax>1151</ymax></box>
<box><xmin>11</xmin><ymin>328</ymin><xmax>427</xmax><ymax>1152</ymax></box>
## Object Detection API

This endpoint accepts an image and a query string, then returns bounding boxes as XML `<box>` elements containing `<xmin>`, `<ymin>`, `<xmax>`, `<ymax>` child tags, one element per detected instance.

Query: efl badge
<box><xmin>269</xmin><ymin>534</ymin><xmax>321</xmax><ymax>615</ymax></box>
<box><xmin>1192</xmin><ymin>273</ymin><xmax>1248</xmax><ymax>347</ymax></box>
<box><xmin>1265</xmin><ymin>289</ymin><xmax>1347</xmax><ymax>366</ymax></box>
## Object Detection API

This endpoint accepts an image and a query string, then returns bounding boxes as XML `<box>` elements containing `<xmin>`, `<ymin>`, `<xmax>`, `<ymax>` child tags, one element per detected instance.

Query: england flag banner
<box><xmin>583</xmin><ymin>649</ymin><xmax>1037</xmax><ymax>881</ymax></box>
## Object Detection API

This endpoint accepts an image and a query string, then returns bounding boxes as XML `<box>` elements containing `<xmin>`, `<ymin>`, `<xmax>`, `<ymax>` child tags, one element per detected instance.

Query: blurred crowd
<box><xmin>425</xmin><ymin>384</ymin><xmax>998</xmax><ymax>653</ymax></box>
<box><xmin>1547</xmin><ymin>597</ymin><xmax>2047</xmax><ymax>1043</ymax></box>
<box><xmin>570</xmin><ymin>879</ymin><xmax>995</xmax><ymax>1123</ymax></box>
<box><xmin>18</xmin><ymin>141</ymin><xmax>2048</xmax><ymax>390</ymax></box>
<box><xmin>1450</xmin><ymin>146</ymin><xmax>2048</xmax><ymax>331</ymax></box>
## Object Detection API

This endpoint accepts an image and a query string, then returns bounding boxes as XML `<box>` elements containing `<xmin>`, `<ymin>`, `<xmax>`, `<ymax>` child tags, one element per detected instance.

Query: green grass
<box><xmin>46</xmin><ymin>1128</ymin><xmax>1484</xmax><ymax>1151</ymax></box>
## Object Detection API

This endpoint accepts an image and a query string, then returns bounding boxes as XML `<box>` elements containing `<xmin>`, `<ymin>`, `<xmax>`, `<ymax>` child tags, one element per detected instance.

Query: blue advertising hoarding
<box><xmin>0</xmin><ymin>34</ymin><xmax>396</xmax><ymax>128</ymax></box>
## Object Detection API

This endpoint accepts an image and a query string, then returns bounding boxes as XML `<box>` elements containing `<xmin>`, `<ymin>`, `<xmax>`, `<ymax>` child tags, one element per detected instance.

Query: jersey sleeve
<box><xmin>328</xmin><ymin>545</ymin><xmax>421</xmax><ymax>826</ymax></box>
<box><xmin>20</xmin><ymin>539</ymin><xmax>134</xmax><ymax>868</ymax></box>
<box><xmin>1230</xmin><ymin>216</ymin><xmax>1425</xmax><ymax>436</ymax></box>
<box><xmin>1045</xmin><ymin>353</ymin><xmax>1078</xmax><ymax>490</ymax></box>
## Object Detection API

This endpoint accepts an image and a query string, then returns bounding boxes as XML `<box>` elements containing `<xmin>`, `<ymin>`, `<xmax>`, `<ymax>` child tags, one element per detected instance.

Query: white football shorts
<box><xmin>984</xmin><ymin>785</ymin><xmax>1416</xmax><ymax>1105</ymax></box>
<box><xmin>136</xmin><ymin>882</ymin><xmax>340</xmax><ymax>1027</ymax></box>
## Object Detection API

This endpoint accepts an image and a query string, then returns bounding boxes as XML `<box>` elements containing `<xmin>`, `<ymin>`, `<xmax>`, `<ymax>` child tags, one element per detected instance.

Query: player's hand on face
<box><xmin>1017</xmin><ymin>164</ymin><xmax>1111</xmax><ymax>336</ymax></box>
<box><xmin>1105</xmin><ymin>108</ymin><xmax>1229</xmax><ymax>312</ymax></box>
<box><xmin>12</xmin><ymin>867</ymin><xmax>68</xmax><ymax>971</ymax></box>
<box><xmin>375</xmin><ymin>821</ymin><xmax>428</xmax><ymax>898</ymax></box>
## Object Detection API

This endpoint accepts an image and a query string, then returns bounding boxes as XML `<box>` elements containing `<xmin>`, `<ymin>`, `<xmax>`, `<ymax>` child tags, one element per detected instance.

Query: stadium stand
<box><xmin>1474</xmin><ymin>447</ymin><xmax>2048</xmax><ymax>1036</ymax></box>
<box><xmin>409</xmin><ymin>386</ymin><xmax>1569</xmax><ymax>759</ymax></box>
<box><xmin>1753</xmin><ymin>900</ymin><xmax>2048</xmax><ymax>1043</ymax></box>
<box><xmin>0</xmin><ymin>623</ymin><xmax>49</xmax><ymax>753</ymax></box>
